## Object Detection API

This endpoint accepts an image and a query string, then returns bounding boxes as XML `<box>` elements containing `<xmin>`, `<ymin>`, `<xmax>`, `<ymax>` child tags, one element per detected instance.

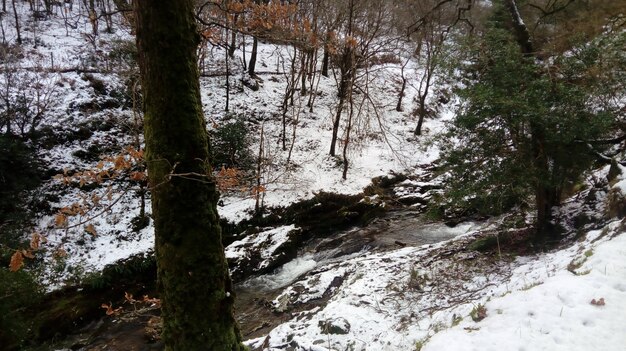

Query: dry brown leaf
<box><xmin>101</xmin><ymin>302</ymin><xmax>122</xmax><ymax>316</ymax></box>
<box><xmin>9</xmin><ymin>251</ymin><xmax>24</xmax><ymax>272</ymax></box>
<box><xmin>85</xmin><ymin>224</ymin><xmax>98</xmax><ymax>236</ymax></box>
<box><xmin>591</xmin><ymin>298</ymin><xmax>606</xmax><ymax>306</ymax></box>
<box><xmin>130</xmin><ymin>171</ymin><xmax>146</xmax><ymax>181</ymax></box>
<box><xmin>54</xmin><ymin>247</ymin><xmax>68</xmax><ymax>258</ymax></box>
<box><xmin>30</xmin><ymin>233</ymin><xmax>41</xmax><ymax>250</ymax></box>
<box><xmin>125</xmin><ymin>291</ymin><xmax>136</xmax><ymax>304</ymax></box>
<box><xmin>143</xmin><ymin>295</ymin><xmax>161</xmax><ymax>307</ymax></box>
<box><xmin>54</xmin><ymin>213</ymin><xmax>68</xmax><ymax>228</ymax></box>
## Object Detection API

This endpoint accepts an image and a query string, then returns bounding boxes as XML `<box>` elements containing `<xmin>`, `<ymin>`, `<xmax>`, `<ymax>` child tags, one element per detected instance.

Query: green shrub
<box><xmin>108</xmin><ymin>39</ymin><xmax>138</xmax><ymax>68</ymax></box>
<box><xmin>0</xmin><ymin>268</ymin><xmax>43</xmax><ymax>349</ymax></box>
<box><xmin>209</xmin><ymin>116</ymin><xmax>253</xmax><ymax>169</ymax></box>
<box><xmin>0</xmin><ymin>136</ymin><xmax>41</xmax><ymax>250</ymax></box>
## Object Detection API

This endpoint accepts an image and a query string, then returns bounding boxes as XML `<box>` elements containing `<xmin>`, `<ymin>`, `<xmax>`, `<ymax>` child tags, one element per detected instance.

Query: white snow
<box><xmin>250</xmin><ymin>222</ymin><xmax>626</xmax><ymax>351</ymax></box>
<box><xmin>226</xmin><ymin>225</ymin><xmax>298</xmax><ymax>268</ymax></box>
<box><xmin>425</xmin><ymin>227</ymin><xmax>626</xmax><ymax>351</ymax></box>
<box><xmin>611</xmin><ymin>164</ymin><xmax>626</xmax><ymax>195</ymax></box>
<box><xmin>4</xmin><ymin>4</ymin><xmax>625</xmax><ymax>351</ymax></box>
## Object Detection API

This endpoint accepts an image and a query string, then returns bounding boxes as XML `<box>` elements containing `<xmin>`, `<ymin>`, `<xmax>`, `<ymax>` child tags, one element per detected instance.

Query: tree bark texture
<box><xmin>134</xmin><ymin>1</ymin><xmax>243</xmax><ymax>350</ymax></box>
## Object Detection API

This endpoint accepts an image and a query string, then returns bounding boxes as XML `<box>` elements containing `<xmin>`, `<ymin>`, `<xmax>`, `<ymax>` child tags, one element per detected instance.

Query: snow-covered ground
<box><xmin>3</xmin><ymin>5</ymin><xmax>626</xmax><ymax>351</ymax></box>
<box><xmin>2</xmin><ymin>3</ymin><xmax>445</xmax><ymax>281</ymax></box>
<box><xmin>425</xmin><ymin>226</ymin><xmax>626</xmax><ymax>351</ymax></box>
<box><xmin>244</xmin><ymin>218</ymin><xmax>626</xmax><ymax>351</ymax></box>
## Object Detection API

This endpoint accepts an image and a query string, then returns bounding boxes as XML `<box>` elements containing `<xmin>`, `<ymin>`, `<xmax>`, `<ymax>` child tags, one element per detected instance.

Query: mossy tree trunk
<box><xmin>134</xmin><ymin>2</ymin><xmax>244</xmax><ymax>350</ymax></box>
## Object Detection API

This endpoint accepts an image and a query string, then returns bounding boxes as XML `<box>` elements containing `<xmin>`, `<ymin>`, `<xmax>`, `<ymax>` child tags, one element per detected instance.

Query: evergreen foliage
<box><xmin>439</xmin><ymin>26</ymin><xmax>615</xmax><ymax>222</ymax></box>
<box><xmin>0</xmin><ymin>267</ymin><xmax>43</xmax><ymax>349</ymax></box>
<box><xmin>0</xmin><ymin>135</ymin><xmax>41</xmax><ymax>250</ymax></box>
<box><xmin>0</xmin><ymin>136</ymin><xmax>40</xmax><ymax>212</ymax></box>
<box><xmin>210</xmin><ymin>116</ymin><xmax>253</xmax><ymax>169</ymax></box>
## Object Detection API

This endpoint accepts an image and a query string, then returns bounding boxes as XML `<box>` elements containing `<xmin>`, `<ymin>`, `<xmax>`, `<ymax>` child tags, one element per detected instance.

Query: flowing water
<box><xmin>234</xmin><ymin>210</ymin><xmax>483</xmax><ymax>338</ymax></box>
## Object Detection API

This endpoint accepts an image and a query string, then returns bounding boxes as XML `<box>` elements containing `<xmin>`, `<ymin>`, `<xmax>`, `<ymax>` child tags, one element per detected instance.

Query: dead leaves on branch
<box><xmin>9</xmin><ymin>251</ymin><xmax>25</xmax><ymax>272</ymax></box>
<box><xmin>124</xmin><ymin>291</ymin><xmax>161</xmax><ymax>309</ymax></box>
<box><xmin>30</xmin><ymin>232</ymin><xmax>43</xmax><ymax>250</ymax></box>
<box><xmin>55</xmin><ymin>147</ymin><xmax>145</xmax><ymax>188</ymax></box>
<box><xmin>100</xmin><ymin>292</ymin><xmax>161</xmax><ymax>318</ymax></box>
<box><xmin>8</xmin><ymin>233</ymin><xmax>46</xmax><ymax>272</ymax></box>
<box><xmin>51</xmin><ymin>147</ymin><xmax>144</xmax><ymax>233</ymax></box>
<box><xmin>101</xmin><ymin>302</ymin><xmax>123</xmax><ymax>316</ymax></box>
<box><xmin>200</xmin><ymin>0</ymin><xmax>318</xmax><ymax>49</ymax></box>
<box><xmin>216</xmin><ymin>166</ymin><xmax>267</xmax><ymax>200</ymax></box>
<box><xmin>85</xmin><ymin>223</ymin><xmax>98</xmax><ymax>236</ymax></box>
<box><xmin>216</xmin><ymin>166</ymin><xmax>242</xmax><ymax>191</ymax></box>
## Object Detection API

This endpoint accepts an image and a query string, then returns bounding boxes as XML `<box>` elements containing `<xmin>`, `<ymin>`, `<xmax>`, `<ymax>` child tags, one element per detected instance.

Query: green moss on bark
<box><xmin>135</xmin><ymin>1</ymin><xmax>244</xmax><ymax>350</ymax></box>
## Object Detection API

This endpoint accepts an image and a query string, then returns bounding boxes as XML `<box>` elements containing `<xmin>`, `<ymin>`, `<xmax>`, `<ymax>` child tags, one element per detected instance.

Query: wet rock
<box><xmin>273</xmin><ymin>292</ymin><xmax>291</xmax><ymax>313</ymax></box>
<box><xmin>607</xmin><ymin>158</ymin><xmax>622</xmax><ymax>183</ymax></box>
<box><xmin>322</xmin><ymin>276</ymin><xmax>345</xmax><ymax>299</ymax></box>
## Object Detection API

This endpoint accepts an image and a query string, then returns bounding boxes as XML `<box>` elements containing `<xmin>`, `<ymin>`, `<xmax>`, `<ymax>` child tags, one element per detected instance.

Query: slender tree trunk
<box><xmin>112</xmin><ymin>0</ymin><xmax>135</xmax><ymax>32</ymax></box>
<box><xmin>88</xmin><ymin>0</ymin><xmax>98</xmax><ymax>36</ymax></box>
<box><xmin>300</xmin><ymin>49</ymin><xmax>307</xmax><ymax>95</ymax></box>
<box><xmin>134</xmin><ymin>1</ymin><xmax>244</xmax><ymax>350</ymax></box>
<box><xmin>281</xmin><ymin>46</ymin><xmax>298</xmax><ymax>151</ymax></box>
<box><xmin>330</xmin><ymin>97</ymin><xmax>344</xmax><ymax>156</ymax></box>
<box><xmin>228</xmin><ymin>15</ymin><xmax>238</xmax><ymax>58</ymax></box>
<box><xmin>330</xmin><ymin>45</ymin><xmax>354</xmax><ymax>156</ymax></box>
<box><xmin>322</xmin><ymin>28</ymin><xmax>334</xmax><ymax>77</ymax></box>
<box><xmin>503</xmin><ymin>0</ymin><xmax>533</xmax><ymax>56</ymax></box>
<box><xmin>414</xmin><ymin>98</ymin><xmax>427</xmax><ymax>135</ymax></box>
<box><xmin>242</xmin><ymin>35</ymin><xmax>247</xmax><ymax>70</ymax></box>
<box><xmin>396</xmin><ymin>58</ymin><xmax>409</xmax><ymax>112</ymax></box>
<box><xmin>248</xmin><ymin>36</ymin><xmax>258</xmax><ymax>76</ymax></box>
<box><xmin>225</xmin><ymin>40</ymin><xmax>230</xmax><ymax>112</ymax></box>
<box><xmin>307</xmin><ymin>48</ymin><xmax>319</xmax><ymax>111</ymax></box>
<box><xmin>11</xmin><ymin>0</ymin><xmax>20</xmax><ymax>45</ymax></box>
<box><xmin>255</xmin><ymin>124</ymin><xmax>264</xmax><ymax>215</ymax></box>
<box><xmin>248</xmin><ymin>0</ymin><xmax>262</xmax><ymax>75</ymax></box>
<box><xmin>342</xmin><ymin>86</ymin><xmax>354</xmax><ymax>180</ymax></box>
<box><xmin>321</xmin><ymin>44</ymin><xmax>329</xmax><ymax>77</ymax></box>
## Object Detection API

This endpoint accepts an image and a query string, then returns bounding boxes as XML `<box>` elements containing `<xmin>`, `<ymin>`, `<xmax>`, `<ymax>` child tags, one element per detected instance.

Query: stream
<box><xmin>234</xmin><ymin>209</ymin><xmax>482</xmax><ymax>339</ymax></box>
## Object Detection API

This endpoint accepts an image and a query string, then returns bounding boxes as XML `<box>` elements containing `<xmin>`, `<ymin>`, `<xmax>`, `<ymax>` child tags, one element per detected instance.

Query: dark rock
<box><xmin>319</xmin><ymin>317</ymin><xmax>351</xmax><ymax>335</ymax></box>
<box><xmin>608</xmin><ymin>158</ymin><xmax>622</xmax><ymax>183</ymax></box>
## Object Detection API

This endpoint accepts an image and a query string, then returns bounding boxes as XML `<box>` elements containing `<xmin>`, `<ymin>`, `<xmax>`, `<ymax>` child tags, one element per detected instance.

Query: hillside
<box><xmin>0</xmin><ymin>1</ymin><xmax>624</xmax><ymax>351</ymax></box>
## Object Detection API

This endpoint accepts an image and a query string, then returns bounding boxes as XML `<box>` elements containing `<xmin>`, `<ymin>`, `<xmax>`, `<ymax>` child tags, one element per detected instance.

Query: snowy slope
<box><xmin>245</xmin><ymin>219</ymin><xmax>626</xmax><ymax>351</ymax></box>
<box><xmin>5</xmin><ymin>5</ymin><xmax>626</xmax><ymax>351</ymax></box>
<box><xmin>4</xmin><ymin>4</ymin><xmax>448</xmax><ymax>283</ymax></box>
<box><xmin>425</xmin><ymin>225</ymin><xmax>626</xmax><ymax>351</ymax></box>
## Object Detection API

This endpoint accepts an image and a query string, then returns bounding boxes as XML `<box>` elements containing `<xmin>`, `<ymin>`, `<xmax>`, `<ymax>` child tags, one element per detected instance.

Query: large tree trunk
<box><xmin>134</xmin><ymin>2</ymin><xmax>244</xmax><ymax>350</ymax></box>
